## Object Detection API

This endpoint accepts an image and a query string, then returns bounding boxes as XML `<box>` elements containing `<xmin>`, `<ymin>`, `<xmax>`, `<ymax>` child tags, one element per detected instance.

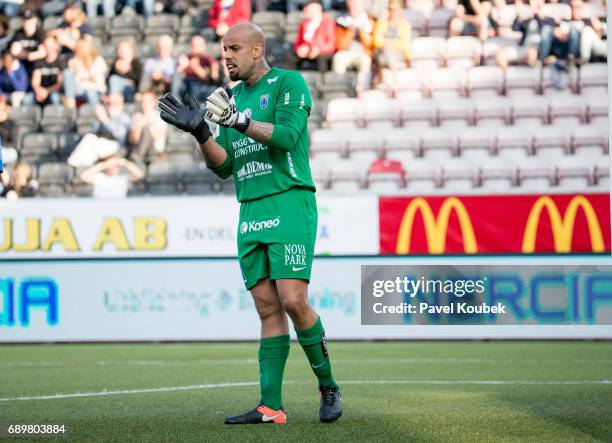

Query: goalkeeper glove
<box><xmin>205</xmin><ymin>86</ymin><xmax>250</xmax><ymax>133</ymax></box>
<box><xmin>158</xmin><ymin>93</ymin><xmax>211</xmax><ymax>144</ymax></box>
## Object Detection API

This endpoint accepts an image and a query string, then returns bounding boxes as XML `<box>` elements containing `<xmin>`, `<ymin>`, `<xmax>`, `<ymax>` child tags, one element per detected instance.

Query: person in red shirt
<box><xmin>208</xmin><ymin>0</ymin><xmax>252</xmax><ymax>39</ymax></box>
<box><xmin>292</xmin><ymin>0</ymin><xmax>336</xmax><ymax>74</ymax></box>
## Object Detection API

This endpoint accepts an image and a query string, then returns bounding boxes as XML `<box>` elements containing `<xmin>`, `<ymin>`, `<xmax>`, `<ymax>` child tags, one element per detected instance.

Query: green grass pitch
<box><xmin>1</xmin><ymin>341</ymin><xmax>611</xmax><ymax>442</ymax></box>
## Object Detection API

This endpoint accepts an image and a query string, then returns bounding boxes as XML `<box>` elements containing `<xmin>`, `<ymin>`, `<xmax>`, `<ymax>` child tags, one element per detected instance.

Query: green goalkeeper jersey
<box><xmin>209</xmin><ymin>67</ymin><xmax>316</xmax><ymax>202</ymax></box>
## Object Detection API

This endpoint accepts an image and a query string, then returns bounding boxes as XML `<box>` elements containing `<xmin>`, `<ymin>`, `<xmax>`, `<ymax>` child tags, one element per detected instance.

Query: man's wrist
<box><xmin>234</xmin><ymin>112</ymin><xmax>250</xmax><ymax>133</ymax></box>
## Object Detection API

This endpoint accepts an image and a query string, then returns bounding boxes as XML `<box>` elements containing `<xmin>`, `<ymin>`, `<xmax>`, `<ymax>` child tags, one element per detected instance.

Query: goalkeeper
<box><xmin>158</xmin><ymin>22</ymin><xmax>342</xmax><ymax>425</ymax></box>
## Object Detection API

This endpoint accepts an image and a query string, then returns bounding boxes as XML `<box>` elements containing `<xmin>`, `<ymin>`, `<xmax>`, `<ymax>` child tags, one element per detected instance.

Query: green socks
<box><xmin>258</xmin><ymin>335</ymin><xmax>290</xmax><ymax>410</ymax></box>
<box><xmin>295</xmin><ymin>316</ymin><xmax>338</xmax><ymax>389</ymax></box>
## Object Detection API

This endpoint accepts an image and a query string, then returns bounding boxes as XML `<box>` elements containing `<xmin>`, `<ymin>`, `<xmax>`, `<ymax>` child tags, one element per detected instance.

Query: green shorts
<box><xmin>237</xmin><ymin>187</ymin><xmax>317</xmax><ymax>290</ymax></box>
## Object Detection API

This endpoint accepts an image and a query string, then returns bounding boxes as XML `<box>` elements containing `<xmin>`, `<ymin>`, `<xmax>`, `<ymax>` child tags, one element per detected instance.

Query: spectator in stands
<box><xmin>85</xmin><ymin>0</ymin><xmax>117</xmax><ymax>18</ymax></box>
<box><xmin>80</xmin><ymin>155</ymin><xmax>144</xmax><ymax>199</ymax></box>
<box><xmin>108</xmin><ymin>39</ymin><xmax>141</xmax><ymax>102</ymax></box>
<box><xmin>208</xmin><ymin>0</ymin><xmax>251</xmax><ymax>39</ymax></box>
<box><xmin>0</xmin><ymin>94</ymin><xmax>12</xmax><ymax>146</ymax></box>
<box><xmin>64</xmin><ymin>40</ymin><xmax>108</xmax><ymax>108</ymax></box>
<box><xmin>0</xmin><ymin>16</ymin><xmax>11</xmax><ymax>53</ymax></box>
<box><xmin>0</xmin><ymin>161</ymin><xmax>38</xmax><ymax>199</ymax></box>
<box><xmin>496</xmin><ymin>0</ymin><xmax>553</xmax><ymax>69</ymax></box>
<box><xmin>333</xmin><ymin>0</ymin><xmax>374</xmax><ymax>95</ymax></box>
<box><xmin>10</xmin><ymin>9</ymin><xmax>45</xmax><ymax>75</ymax></box>
<box><xmin>449</xmin><ymin>0</ymin><xmax>496</xmax><ymax>41</ymax></box>
<box><xmin>140</xmin><ymin>34</ymin><xmax>176</xmax><ymax>95</ymax></box>
<box><xmin>373</xmin><ymin>0</ymin><xmax>411</xmax><ymax>71</ymax></box>
<box><xmin>292</xmin><ymin>0</ymin><xmax>336</xmax><ymax>73</ymax></box>
<box><xmin>128</xmin><ymin>89</ymin><xmax>167</xmax><ymax>162</ymax></box>
<box><xmin>68</xmin><ymin>92</ymin><xmax>131</xmax><ymax>167</ymax></box>
<box><xmin>124</xmin><ymin>0</ymin><xmax>155</xmax><ymax>17</ymax></box>
<box><xmin>0</xmin><ymin>50</ymin><xmax>29</xmax><ymax>105</ymax></box>
<box><xmin>26</xmin><ymin>34</ymin><xmax>65</xmax><ymax>106</ymax></box>
<box><xmin>172</xmin><ymin>35</ymin><xmax>219</xmax><ymax>102</ymax></box>
<box><xmin>64</xmin><ymin>39</ymin><xmax>108</xmax><ymax>108</ymax></box>
<box><xmin>50</xmin><ymin>3</ymin><xmax>93</xmax><ymax>56</ymax></box>
<box><xmin>569</xmin><ymin>0</ymin><xmax>607</xmax><ymax>63</ymax></box>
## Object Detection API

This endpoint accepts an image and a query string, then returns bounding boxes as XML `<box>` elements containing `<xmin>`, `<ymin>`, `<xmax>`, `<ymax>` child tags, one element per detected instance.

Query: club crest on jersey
<box><xmin>260</xmin><ymin>94</ymin><xmax>269</xmax><ymax>110</ymax></box>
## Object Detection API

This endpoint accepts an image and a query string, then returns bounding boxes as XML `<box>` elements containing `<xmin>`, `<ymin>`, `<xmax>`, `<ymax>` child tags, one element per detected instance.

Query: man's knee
<box><xmin>279</xmin><ymin>292</ymin><xmax>310</xmax><ymax>319</ymax></box>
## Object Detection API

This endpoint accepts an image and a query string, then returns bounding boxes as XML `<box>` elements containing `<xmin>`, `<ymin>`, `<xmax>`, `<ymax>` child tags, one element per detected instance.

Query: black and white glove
<box><xmin>205</xmin><ymin>86</ymin><xmax>250</xmax><ymax>133</ymax></box>
<box><xmin>158</xmin><ymin>93</ymin><xmax>211</xmax><ymax>144</ymax></box>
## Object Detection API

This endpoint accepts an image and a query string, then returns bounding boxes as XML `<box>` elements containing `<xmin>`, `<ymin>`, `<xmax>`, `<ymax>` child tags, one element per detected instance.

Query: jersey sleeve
<box><xmin>268</xmin><ymin>71</ymin><xmax>312</xmax><ymax>152</ymax></box>
<box><xmin>208</xmin><ymin>125</ymin><xmax>233</xmax><ymax>179</ymax></box>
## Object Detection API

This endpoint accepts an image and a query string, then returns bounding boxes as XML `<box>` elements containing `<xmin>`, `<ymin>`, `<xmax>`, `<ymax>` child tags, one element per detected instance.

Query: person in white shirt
<box><xmin>80</xmin><ymin>155</ymin><xmax>144</xmax><ymax>198</ymax></box>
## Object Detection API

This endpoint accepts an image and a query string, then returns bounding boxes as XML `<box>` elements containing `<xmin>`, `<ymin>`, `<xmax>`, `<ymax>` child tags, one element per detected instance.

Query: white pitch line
<box><xmin>1</xmin><ymin>380</ymin><xmax>611</xmax><ymax>402</ymax></box>
<box><xmin>3</xmin><ymin>357</ymin><xmax>611</xmax><ymax>369</ymax></box>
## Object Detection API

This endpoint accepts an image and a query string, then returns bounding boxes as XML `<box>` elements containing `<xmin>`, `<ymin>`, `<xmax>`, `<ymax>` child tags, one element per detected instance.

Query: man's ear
<box><xmin>253</xmin><ymin>42</ymin><xmax>263</xmax><ymax>60</ymax></box>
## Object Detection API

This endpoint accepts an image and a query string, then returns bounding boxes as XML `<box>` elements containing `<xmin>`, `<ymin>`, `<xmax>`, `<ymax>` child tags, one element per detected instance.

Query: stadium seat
<box><xmin>548</xmin><ymin>95</ymin><xmax>587</xmax><ymax>126</ymax></box>
<box><xmin>325</xmin><ymin>98</ymin><xmax>363</xmax><ymax>128</ymax></box>
<box><xmin>309</xmin><ymin>157</ymin><xmax>330</xmax><ymax>190</ymax></box>
<box><xmin>479</xmin><ymin>157</ymin><xmax>516</xmax><ymax>191</ymax></box>
<box><xmin>147</xmin><ymin>161</ymin><xmax>181</xmax><ymax>195</ymax></box>
<box><xmin>512</xmin><ymin>95</ymin><xmax>548</xmax><ymax>127</ymax></box>
<box><xmin>399</xmin><ymin>98</ymin><xmax>436</xmax><ymax>128</ymax></box>
<box><xmin>367</xmin><ymin>159</ymin><xmax>405</xmax><ymax>192</ymax></box>
<box><xmin>329</xmin><ymin>159</ymin><xmax>364</xmax><ymax>192</ymax></box>
<box><xmin>446</xmin><ymin>37</ymin><xmax>481</xmax><ymax>69</ymax></box>
<box><xmin>572</xmin><ymin>124</ymin><xmax>609</xmax><ymax>156</ymax></box>
<box><xmin>299</xmin><ymin>71</ymin><xmax>321</xmax><ymax>98</ymax></box>
<box><xmin>41</xmin><ymin>105</ymin><xmax>76</xmax><ymax>133</ymax></box>
<box><xmin>467</xmin><ymin>66</ymin><xmax>504</xmax><ymax>97</ymax></box>
<box><xmin>144</xmin><ymin>14</ymin><xmax>179</xmax><ymax>40</ymax></box>
<box><xmin>441</xmin><ymin>158</ymin><xmax>477</xmax><ymax>191</ymax></box>
<box><xmin>587</xmin><ymin>94</ymin><xmax>609</xmax><ymax>126</ymax></box>
<box><xmin>310</xmin><ymin>128</ymin><xmax>348</xmax><ymax>160</ymax></box>
<box><xmin>57</xmin><ymin>132</ymin><xmax>82</xmax><ymax>162</ymax></box>
<box><xmin>265</xmin><ymin>38</ymin><xmax>290</xmax><ymax>68</ymax></box>
<box><xmin>594</xmin><ymin>156</ymin><xmax>610</xmax><ymax>189</ymax></box>
<box><xmin>555</xmin><ymin>155</ymin><xmax>594</xmax><ymax>189</ymax></box>
<box><xmin>475</xmin><ymin>96</ymin><xmax>511</xmax><ymax>127</ymax></box>
<box><xmin>421</xmin><ymin>128</ymin><xmax>458</xmax><ymax>160</ymax></box>
<box><xmin>404</xmin><ymin>158</ymin><xmax>439</xmax><ymax>192</ymax></box>
<box><xmin>38</xmin><ymin>162</ymin><xmax>72</xmax><ymax>197</ymax></box>
<box><xmin>429</xmin><ymin>68</ymin><xmax>465</xmax><ymax>98</ymax></box>
<box><xmin>20</xmin><ymin>132</ymin><xmax>58</xmax><ymax>164</ymax></box>
<box><xmin>428</xmin><ymin>8</ymin><xmax>454</xmax><ymax>37</ymax></box>
<box><xmin>347</xmin><ymin>129</ymin><xmax>384</xmax><ymax>167</ymax></box>
<box><xmin>253</xmin><ymin>11</ymin><xmax>286</xmax><ymax>40</ymax></box>
<box><xmin>109</xmin><ymin>16</ymin><xmax>144</xmax><ymax>43</ymax></box>
<box><xmin>436</xmin><ymin>98</ymin><xmax>475</xmax><ymax>127</ymax></box>
<box><xmin>505</xmin><ymin>66</ymin><xmax>540</xmax><ymax>97</ymax></box>
<box><xmin>579</xmin><ymin>63</ymin><xmax>608</xmax><ymax>96</ymax></box>
<box><xmin>182</xmin><ymin>163</ymin><xmax>222</xmax><ymax>195</ymax></box>
<box><xmin>517</xmin><ymin>156</ymin><xmax>555</xmax><ymax>190</ymax></box>
<box><xmin>532</xmin><ymin>125</ymin><xmax>570</xmax><ymax>158</ymax></box>
<box><xmin>322</xmin><ymin>72</ymin><xmax>356</xmax><ymax>99</ymax></box>
<box><xmin>387</xmin><ymin>68</ymin><xmax>426</xmax><ymax>99</ymax></box>
<box><xmin>458</xmin><ymin>127</ymin><xmax>495</xmax><ymax>159</ymax></box>
<box><xmin>410</xmin><ymin>37</ymin><xmax>446</xmax><ymax>71</ymax></box>
<box><xmin>383</xmin><ymin>128</ymin><xmax>420</xmax><ymax>161</ymax></box>
<box><xmin>496</xmin><ymin>126</ymin><xmax>532</xmax><ymax>158</ymax></box>
<box><xmin>363</xmin><ymin>98</ymin><xmax>400</xmax><ymax>127</ymax></box>
<box><xmin>9</xmin><ymin>105</ymin><xmax>41</xmax><ymax>128</ymax></box>
<box><xmin>87</xmin><ymin>16</ymin><xmax>109</xmax><ymax>42</ymax></box>
<box><xmin>411</xmin><ymin>0</ymin><xmax>435</xmax><ymax>18</ymax></box>
<box><xmin>541</xmin><ymin>65</ymin><xmax>578</xmax><ymax>95</ymax></box>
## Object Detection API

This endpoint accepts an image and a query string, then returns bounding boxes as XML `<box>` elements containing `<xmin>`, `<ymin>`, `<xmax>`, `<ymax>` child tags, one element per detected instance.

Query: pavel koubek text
<box><xmin>370</xmin><ymin>277</ymin><xmax>507</xmax><ymax>314</ymax></box>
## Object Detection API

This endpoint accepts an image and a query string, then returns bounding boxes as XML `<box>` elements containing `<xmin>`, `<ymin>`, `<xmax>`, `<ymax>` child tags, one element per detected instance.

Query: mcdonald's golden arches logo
<box><xmin>522</xmin><ymin>196</ymin><xmax>605</xmax><ymax>253</ymax></box>
<box><xmin>395</xmin><ymin>197</ymin><xmax>478</xmax><ymax>254</ymax></box>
